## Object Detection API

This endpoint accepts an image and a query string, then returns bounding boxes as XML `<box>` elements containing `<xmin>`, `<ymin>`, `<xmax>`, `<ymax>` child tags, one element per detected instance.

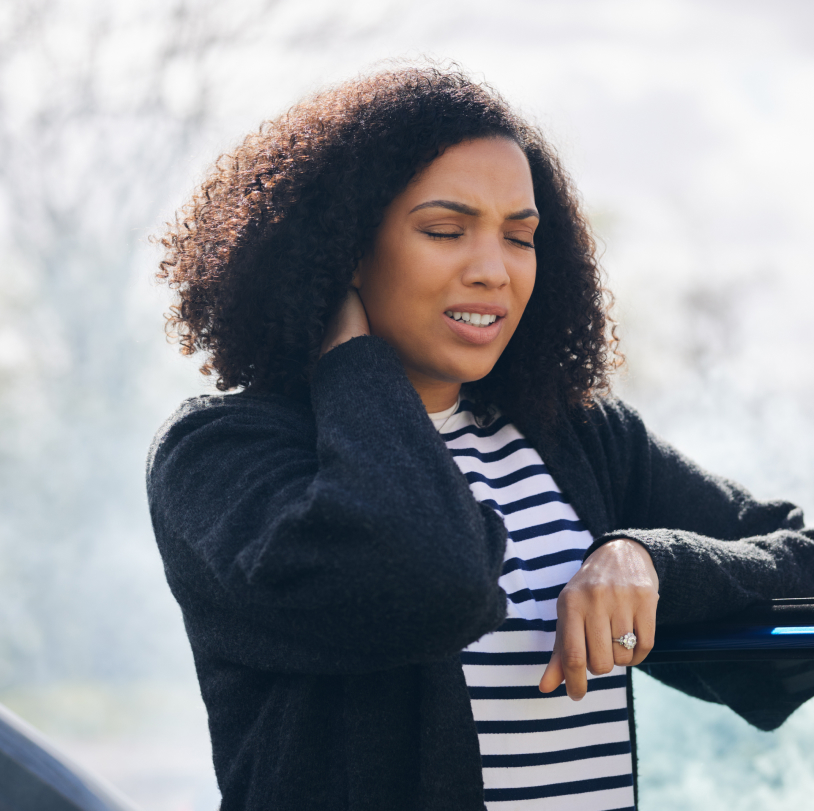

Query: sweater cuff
<box><xmin>314</xmin><ymin>334</ymin><xmax>403</xmax><ymax>378</ymax></box>
<box><xmin>310</xmin><ymin>335</ymin><xmax>431</xmax><ymax>431</ymax></box>
<box><xmin>312</xmin><ymin>335</ymin><xmax>409</xmax><ymax>403</ymax></box>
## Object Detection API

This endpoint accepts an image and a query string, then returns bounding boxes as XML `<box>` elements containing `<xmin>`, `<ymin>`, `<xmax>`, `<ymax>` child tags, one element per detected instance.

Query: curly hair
<box><xmin>155</xmin><ymin>62</ymin><xmax>621</xmax><ymax>426</ymax></box>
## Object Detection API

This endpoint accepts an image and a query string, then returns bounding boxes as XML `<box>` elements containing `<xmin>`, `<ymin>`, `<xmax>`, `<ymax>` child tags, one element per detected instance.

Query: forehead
<box><xmin>400</xmin><ymin>137</ymin><xmax>535</xmax><ymax>210</ymax></box>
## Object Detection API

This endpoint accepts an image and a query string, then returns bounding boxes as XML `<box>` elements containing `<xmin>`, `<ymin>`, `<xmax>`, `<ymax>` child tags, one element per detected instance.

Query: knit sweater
<box><xmin>146</xmin><ymin>336</ymin><xmax>814</xmax><ymax>811</ymax></box>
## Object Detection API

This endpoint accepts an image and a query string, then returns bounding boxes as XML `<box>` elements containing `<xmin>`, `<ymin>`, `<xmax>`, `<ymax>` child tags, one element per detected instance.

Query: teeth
<box><xmin>445</xmin><ymin>311</ymin><xmax>499</xmax><ymax>327</ymax></box>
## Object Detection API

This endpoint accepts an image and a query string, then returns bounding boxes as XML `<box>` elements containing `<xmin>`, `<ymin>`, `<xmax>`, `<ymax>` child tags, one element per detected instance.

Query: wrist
<box><xmin>595</xmin><ymin>538</ymin><xmax>660</xmax><ymax>592</ymax></box>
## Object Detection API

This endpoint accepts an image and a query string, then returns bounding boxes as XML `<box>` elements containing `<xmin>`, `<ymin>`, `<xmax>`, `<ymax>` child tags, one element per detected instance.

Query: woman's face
<box><xmin>355</xmin><ymin>136</ymin><xmax>538</xmax><ymax>409</ymax></box>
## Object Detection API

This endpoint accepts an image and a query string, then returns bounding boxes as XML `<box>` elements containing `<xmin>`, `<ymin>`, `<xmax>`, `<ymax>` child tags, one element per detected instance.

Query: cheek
<box><xmin>512</xmin><ymin>260</ymin><xmax>537</xmax><ymax>311</ymax></box>
<box><xmin>367</xmin><ymin>242</ymin><xmax>448</xmax><ymax>313</ymax></box>
<box><xmin>522</xmin><ymin>268</ymin><xmax>537</xmax><ymax>307</ymax></box>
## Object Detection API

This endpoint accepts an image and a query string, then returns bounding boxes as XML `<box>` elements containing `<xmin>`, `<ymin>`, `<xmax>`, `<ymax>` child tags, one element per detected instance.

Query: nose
<box><xmin>460</xmin><ymin>234</ymin><xmax>510</xmax><ymax>289</ymax></box>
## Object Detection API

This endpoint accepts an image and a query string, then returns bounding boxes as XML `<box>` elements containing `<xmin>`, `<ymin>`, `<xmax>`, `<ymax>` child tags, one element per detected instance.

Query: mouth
<box><xmin>442</xmin><ymin>307</ymin><xmax>506</xmax><ymax>345</ymax></box>
<box><xmin>444</xmin><ymin>310</ymin><xmax>501</xmax><ymax>327</ymax></box>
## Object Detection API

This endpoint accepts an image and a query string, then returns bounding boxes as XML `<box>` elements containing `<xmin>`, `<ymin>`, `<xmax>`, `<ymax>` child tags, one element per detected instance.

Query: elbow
<box><xmin>388</xmin><ymin>567</ymin><xmax>507</xmax><ymax>658</ymax></box>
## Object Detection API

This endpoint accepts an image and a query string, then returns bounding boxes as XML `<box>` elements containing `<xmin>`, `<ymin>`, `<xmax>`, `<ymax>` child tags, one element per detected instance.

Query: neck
<box><xmin>405</xmin><ymin>372</ymin><xmax>461</xmax><ymax>413</ymax></box>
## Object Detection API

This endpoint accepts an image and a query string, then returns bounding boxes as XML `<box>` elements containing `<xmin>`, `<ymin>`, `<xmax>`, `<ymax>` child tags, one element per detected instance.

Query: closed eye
<box><xmin>422</xmin><ymin>231</ymin><xmax>461</xmax><ymax>240</ymax></box>
<box><xmin>424</xmin><ymin>231</ymin><xmax>534</xmax><ymax>248</ymax></box>
<box><xmin>506</xmin><ymin>236</ymin><xmax>534</xmax><ymax>249</ymax></box>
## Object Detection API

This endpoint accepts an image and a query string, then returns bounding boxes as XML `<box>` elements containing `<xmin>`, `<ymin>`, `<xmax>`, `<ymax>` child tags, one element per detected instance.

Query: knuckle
<box><xmin>558</xmin><ymin>587</ymin><xmax>581</xmax><ymax>609</ymax></box>
<box><xmin>645</xmin><ymin>586</ymin><xmax>661</xmax><ymax>604</ymax></box>
<box><xmin>588</xmin><ymin>582</ymin><xmax>611</xmax><ymax>600</ymax></box>
<box><xmin>562</xmin><ymin>650</ymin><xmax>586</xmax><ymax>671</ymax></box>
<box><xmin>590</xmin><ymin>658</ymin><xmax>614</xmax><ymax>675</ymax></box>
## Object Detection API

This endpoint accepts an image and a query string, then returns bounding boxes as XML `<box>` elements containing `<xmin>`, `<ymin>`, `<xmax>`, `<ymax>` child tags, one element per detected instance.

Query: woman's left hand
<box><xmin>539</xmin><ymin>538</ymin><xmax>659</xmax><ymax>700</ymax></box>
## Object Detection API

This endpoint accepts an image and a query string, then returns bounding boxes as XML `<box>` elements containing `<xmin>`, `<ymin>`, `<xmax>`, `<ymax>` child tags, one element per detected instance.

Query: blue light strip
<box><xmin>771</xmin><ymin>627</ymin><xmax>814</xmax><ymax>635</ymax></box>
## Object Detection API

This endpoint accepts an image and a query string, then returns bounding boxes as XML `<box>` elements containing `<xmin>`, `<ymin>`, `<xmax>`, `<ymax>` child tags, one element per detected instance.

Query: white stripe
<box><xmin>467</xmin><ymin>474</ymin><xmax>558</xmax><ymax>502</ymax></box>
<box><xmin>483</xmin><ymin>753</ymin><xmax>633</xmax><ymax>789</ymax></box>
<box><xmin>477</xmin><ymin>720</ymin><xmax>633</xmax><ymax>757</ymax></box>
<box><xmin>466</xmin><ymin>629</ymin><xmax>554</xmax><ymax>654</ymax></box>
<box><xmin>506</xmin><ymin>560</ymin><xmax>582</xmax><ymax>586</ymax></box>
<box><xmin>486</xmin><ymin>787</ymin><xmax>635</xmax><ymax>811</ymax></box>
<box><xmin>463</xmin><ymin>664</ymin><xmax>628</xmax><ymax>689</ymax></box>
<box><xmin>470</xmin><ymin>686</ymin><xmax>628</xmax><ymax>722</ymax></box>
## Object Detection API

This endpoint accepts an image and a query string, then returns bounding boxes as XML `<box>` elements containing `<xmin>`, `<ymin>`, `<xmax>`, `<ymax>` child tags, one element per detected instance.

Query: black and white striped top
<box><xmin>430</xmin><ymin>399</ymin><xmax>634</xmax><ymax>811</ymax></box>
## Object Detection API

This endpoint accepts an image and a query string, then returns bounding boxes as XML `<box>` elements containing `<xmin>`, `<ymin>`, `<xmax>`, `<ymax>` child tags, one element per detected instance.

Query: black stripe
<box><xmin>461</xmin><ymin>650</ymin><xmax>552</xmax><ymax>666</ymax></box>
<box><xmin>511</xmin><ymin>519</ymin><xmax>585</xmax><ymax>542</ymax></box>
<box><xmin>491</xmin><ymin>490</ymin><xmax>567</xmax><ymax>515</ymax></box>
<box><xmin>468</xmin><ymin>674</ymin><xmax>627</xmax><ymax>701</ymax></box>
<box><xmin>476</xmin><ymin>707</ymin><xmax>629</xmax><ymax>734</ymax></box>
<box><xmin>484</xmin><ymin>774</ymin><xmax>634</xmax><ymax>802</ymax></box>
<box><xmin>498</xmin><ymin>617</ymin><xmax>556</xmax><ymax>632</ymax></box>
<box><xmin>449</xmin><ymin>437</ymin><xmax>533</xmax><ymax>463</ymax></box>
<box><xmin>464</xmin><ymin>464</ymin><xmax>549</xmax><ymax>489</ymax></box>
<box><xmin>441</xmin><ymin>415</ymin><xmax>510</xmax><ymax>441</ymax></box>
<box><xmin>479</xmin><ymin>494</ymin><xmax>567</xmax><ymax>518</ymax></box>
<box><xmin>508</xmin><ymin>582</ymin><xmax>566</xmax><ymax>604</ymax></box>
<box><xmin>481</xmin><ymin>740</ymin><xmax>631</xmax><ymax>768</ymax></box>
<box><xmin>502</xmin><ymin>547</ymin><xmax>585</xmax><ymax>575</ymax></box>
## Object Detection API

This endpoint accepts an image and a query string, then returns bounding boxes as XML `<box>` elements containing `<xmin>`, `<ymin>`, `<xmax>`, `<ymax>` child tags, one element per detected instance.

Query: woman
<box><xmin>148</xmin><ymin>64</ymin><xmax>814</xmax><ymax>811</ymax></box>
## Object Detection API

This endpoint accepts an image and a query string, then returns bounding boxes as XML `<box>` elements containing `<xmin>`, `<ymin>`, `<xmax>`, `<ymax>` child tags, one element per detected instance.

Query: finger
<box><xmin>539</xmin><ymin>646</ymin><xmax>564</xmax><ymax>694</ymax></box>
<box><xmin>539</xmin><ymin>619</ymin><xmax>565</xmax><ymax>692</ymax></box>
<box><xmin>337</xmin><ymin>289</ymin><xmax>369</xmax><ymax>333</ymax></box>
<box><xmin>586</xmin><ymin>613</ymin><xmax>616</xmax><ymax>675</ymax></box>
<box><xmin>320</xmin><ymin>289</ymin><xmax>371</xmax><ymax>356</ymax></box>
<box><xmin>629</xmin><ymin>598</ymin><xmax>657</xmax><ymax>667</ymax></box>
<box><xmin>345</xmin><ymin>288</ymin><xmax>369</xmax><ymax>326</ymax></box>
<box><xmin>559</xmin><ymin>609</ymin><xmax>589</xmax><ymax>701</ymax></box>
<box><xmin>609</xmin><ymin>616</ymin><xmax>636</xmax><ymax>667</ymax></box>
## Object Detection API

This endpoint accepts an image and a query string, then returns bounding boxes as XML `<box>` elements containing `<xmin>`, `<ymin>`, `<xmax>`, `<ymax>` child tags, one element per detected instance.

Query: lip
<box><xmin>442</xmin><ymin>306</ymin><xmax>506</xmax><ymax>346</ymax></box>
<box><xmin>445</xmin><ymin>303</ymin><xmax>508</xmax><ymax>318</ymax></box>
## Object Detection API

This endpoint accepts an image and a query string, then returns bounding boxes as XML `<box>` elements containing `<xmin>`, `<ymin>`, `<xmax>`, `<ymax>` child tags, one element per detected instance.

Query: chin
<box><xmin>441</xmin><ymin>360</ymin><xmax>499</xmax><ymax>385</ymax></box>
<box><xmin>405</xmin><ymin>344</ymin><xmax>501</xmax><ymax>387</ymax></box>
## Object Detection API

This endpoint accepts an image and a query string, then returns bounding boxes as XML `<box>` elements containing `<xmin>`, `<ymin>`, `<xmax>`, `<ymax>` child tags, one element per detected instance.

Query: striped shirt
<box><xmin>429</xmin><ymin>399</ymin><xmax>634</xmax><ymax>811</ymax></box>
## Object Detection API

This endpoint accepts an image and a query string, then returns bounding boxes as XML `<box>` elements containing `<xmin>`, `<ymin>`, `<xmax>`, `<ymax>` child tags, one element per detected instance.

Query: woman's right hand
<box><xmin>320</xmin><ymin>288</ymin><xmax>371</xmax><ymax>357</ymax></box>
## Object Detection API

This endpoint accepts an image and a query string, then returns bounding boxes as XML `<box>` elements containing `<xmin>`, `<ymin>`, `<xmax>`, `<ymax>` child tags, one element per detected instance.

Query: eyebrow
<box><xmin>409</xmin><ymin>199</ymin><xmax>539</xmax><ymax>220</ymax></box>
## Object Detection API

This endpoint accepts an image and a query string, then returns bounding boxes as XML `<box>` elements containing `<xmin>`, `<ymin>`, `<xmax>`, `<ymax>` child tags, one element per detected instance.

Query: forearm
<box><xmin>150</xmin><ymin>336</ymin><xmax>509</xmax><ymax>671</ymax></box>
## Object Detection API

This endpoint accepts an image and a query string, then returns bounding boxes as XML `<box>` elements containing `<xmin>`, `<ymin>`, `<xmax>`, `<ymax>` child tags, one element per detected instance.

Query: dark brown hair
<box><xmin>156</xmin><ymin>62</ymin><xmax>621</xmax><ymax>425</ymax></box>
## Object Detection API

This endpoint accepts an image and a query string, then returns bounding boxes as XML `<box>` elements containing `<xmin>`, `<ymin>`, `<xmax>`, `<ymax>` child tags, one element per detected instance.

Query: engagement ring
<box><xmin>613</xmin><ymin>632</ymin><xmax>637</xmax><ymax>650</ymax></box>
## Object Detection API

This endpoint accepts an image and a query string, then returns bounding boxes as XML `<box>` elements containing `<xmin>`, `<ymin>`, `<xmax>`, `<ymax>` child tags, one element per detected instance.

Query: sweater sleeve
<box><xmin>580</xmin><ymin>397</ymin><xmax>814</xmax><ymax>729</ymax></box>
<box><xmin>146</xmin><ymin>336</ymin><xmax>507</xmax><ymax>676</ymax></box>
<box><xmin>582</xmin><ymin>397</ymin><xmax>814</xmax><ymax>625</ymax></box>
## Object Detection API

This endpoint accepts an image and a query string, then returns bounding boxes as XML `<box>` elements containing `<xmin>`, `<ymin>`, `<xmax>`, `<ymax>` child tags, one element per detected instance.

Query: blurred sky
<box><xmin>0</xmin><ymin>1</ymin><xmax>813</xmax><ymax>809</ymax></box>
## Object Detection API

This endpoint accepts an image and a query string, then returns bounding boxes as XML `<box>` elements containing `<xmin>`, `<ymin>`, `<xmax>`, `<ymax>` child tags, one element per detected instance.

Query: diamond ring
<box><xmin>613</xmin><ymin>632</ymin><xmax>637</xmax><ymax>650</ymax></box>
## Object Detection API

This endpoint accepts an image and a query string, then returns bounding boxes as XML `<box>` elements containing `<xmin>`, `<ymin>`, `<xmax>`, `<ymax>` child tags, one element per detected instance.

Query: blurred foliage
<box><xmin>0</xmin><ymin>1</ymin><xmax>812</xmax><ymax>809</ymax></box>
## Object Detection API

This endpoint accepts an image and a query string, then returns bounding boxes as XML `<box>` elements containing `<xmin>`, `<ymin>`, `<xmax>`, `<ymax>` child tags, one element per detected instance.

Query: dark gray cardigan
<box><xmin>146</xmin><ymin>336</ymin><xmax>814</xmax><ymax>811</ymax></box>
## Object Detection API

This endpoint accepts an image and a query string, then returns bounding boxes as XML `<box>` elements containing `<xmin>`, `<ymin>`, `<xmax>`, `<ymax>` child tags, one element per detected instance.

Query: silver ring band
<box><xmin>613</xmin><ymin>632</ymin><xmax>637</xmax><ymax>650</ymax></box>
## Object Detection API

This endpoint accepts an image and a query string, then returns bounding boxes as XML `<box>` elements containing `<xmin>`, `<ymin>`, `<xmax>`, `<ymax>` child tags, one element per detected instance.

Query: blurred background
<box><xmin>0</xmin><ymin>0</ymin><xmax>812</xmax><ymax>808</ymax></box>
